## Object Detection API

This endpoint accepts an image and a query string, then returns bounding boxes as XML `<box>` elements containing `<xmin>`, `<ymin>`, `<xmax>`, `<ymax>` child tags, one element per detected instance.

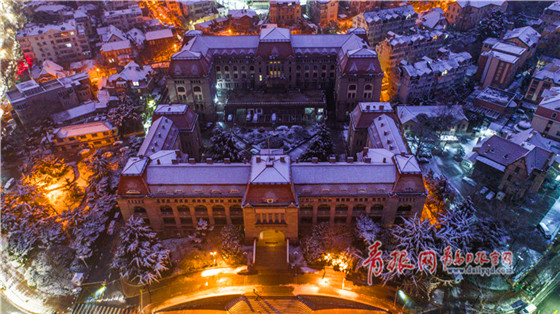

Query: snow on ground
<box><xmin>300</xmin><ymin>267</ymin><xmax>320</xmax><ymax>274</ymax></box>
<box><xmin>161</xmin><ymin>238</ymin><xmax>194</xmax><ymax>265</ymax></box>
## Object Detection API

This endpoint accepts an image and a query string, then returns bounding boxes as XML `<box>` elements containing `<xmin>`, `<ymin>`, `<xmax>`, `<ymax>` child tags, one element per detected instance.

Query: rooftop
<box><xmin>503</xmin><ymin>26</ymin><xmax>541</xmax><ymax>48</ymax></box>
<box><xmin>368</xmin><ymin>114</ymin><xmax>408</xmax><ymax>155</ymax></box>
<box><xmin>362</xmin><ymin>5</ymin><xmax>417</xmax><ymax>24</ymax></box>
<box><xmin>397</xmin><ymin>105</ymin><xmax>467</xmax><ymax>124</ymax></box>
<box><xmin>145</xmin><ymin>29</ymin><xmax>174</xmax><ymax>41</ymax></box>
<box><xmin>476</xmin><ymin>86</ymin><xmax>516</xmax><ymax>107</ymax></box>
<box><xmin>54</xmin><ymin>121</ymin><xmax>114</xmax><ymax>139</ymax></box>
<box><xmin>138</xmin><ymin>117</ymin><xmax>178</xmax><ymax>157</ymax></box>
<box><xmin>456</xmin><ymin>0</ymin><xmax>506</xmax><ymax>9</ymax></box>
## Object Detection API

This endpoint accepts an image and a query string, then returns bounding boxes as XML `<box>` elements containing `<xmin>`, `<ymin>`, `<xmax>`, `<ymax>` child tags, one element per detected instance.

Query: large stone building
<box><xmin>376</xmin><ymin>30</ymin><xmax>446</xmax><ymax>100</ymax></box>
<box><xmin>167</xmin><ymin>27</ymin><xmax>383</xmax><ymax>123</ymax></box>
<box><xmin>531</xmin><ymin>87</ymin><xmax>560</xmax><ymax>141</ymax></box>
<box><xmin>269</xmin><ymin>0</ymin><xmax>301</xmax><ymax>28</ymax></box>
<box><xmin>17</xmin><ymin>20</ymin><xmax>91</xmax><ymax>65</ymax></box>
<box><xmin>7</xmin><ymin>72</ymin><xmax>93</xmax><ymax>126</ymax></box>
<box><xmin>398</xmin><ymin>51</ymin><xmax>472</xmax><ymax>103</ymax></box>
<box><xmin>352</xmin><ymin>5</ymin><xmax>418</xmax><ymax>46</ymax></box>
<box><xmin>307</xmin><ymin>0</ymin><xmax>338</xmax><ymax>27</ymax></box>
<box><xmin>444</xmin><ymin>0</ymin><xmax>507</xmax><ymax>31</ymax></box>
<box><xmin>118</xmin><ymin>110</ymin><xmax>426</xmax><ymax>241</ymax></box>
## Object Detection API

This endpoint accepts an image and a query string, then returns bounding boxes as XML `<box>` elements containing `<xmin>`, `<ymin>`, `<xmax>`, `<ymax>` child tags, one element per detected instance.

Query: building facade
<box><xmin>7</xmin><ymin>72</ymin><xmax>93</xmax><ymax>126</ymax></box>
<box><xmin>269</xmin><ymin>0</ymin><xmax>301</xmax><ymax>28</ymax></box>
<box><xmin>445</xmin><ymin>0</ymin><xmax>507</xmax><ymax>31</ymax></box>
<box><xmin>103</xmin><ymin>4</ymin><xmax>144</xmax><ymax>31</ymax></box>
<box><xmin>50</xmin><ymin>121</ymin><xmax>118</xmax><ymax>151</ymax></box>
<box><xmin>525</xmin><ymin>59</ymin><xmax>560</xmax><ymax>104</ymax></box>
<box><xmin>167</xmin><ymin>27</ymin><xmax>383</xmax><ymax>122</ymax></box>
<box><xmin>531</xmin><ymin>87</ymin><xmax>560</xmax><ymax>141</ymax></box>
<box><xmin>17</xmin><ymin>20</ymin><xmax>91</xmax><ymax>65</ymax></box>
<box><xmin>307</xmin><ymin>0</ymin><xmax>338</xmax><ymax>27</ymax></box>
<box><xmin>352</xmin><ymin>5</ymin><xmax>418</xmax><ymax>46</ymax></box>
<box><xmin>476</xmin><ymin>39</ymin><xmax>526</xmax><ymax>89</ymax></box>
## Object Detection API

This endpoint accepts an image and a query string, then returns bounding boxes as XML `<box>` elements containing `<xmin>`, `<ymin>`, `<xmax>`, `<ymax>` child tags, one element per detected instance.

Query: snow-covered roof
<box><xmin>250</xmin><ymin>155</ymin><xmax>291</xmax><ymax>184</ymax></box>
<box><xmin>100</xmin><ymin>39</ymin><xmax>131</xmax><ymax>52</ymax></box>
<box><xmin>456</xmin><ymin>0</ymin><xmax>505</xmax><ymax>9</ymax></box>
<box><xmin>260</xmin><ymin>27</ymin><xmax>291</xmax><ymax>42</ymax></box>
<box><xmin>362</xmin><ymin>5</ymin><xmax>417</xmax><ymax>24</ymax></box>
<box><xmin>228</xmin><ymin>9</ymin><xmax>257</xmax><ymax>19</ymax></box>
<box><xmin>387</xmin><ymin>30</ymin><xmax>443</xmax><ymax>47</ymax></box>
<box><xmin>292</xmin><ymin>162</ymin><xmax>396</xmax><ymax>184</ymax></box>
<box><xmin>108</xmin><ymin>61</ymin><xmax>152</xmax><ymax>83</ymax></box>
<box><xmin>368</xmin><ymin>114</ymin><xmax>408</xmax><ymax>155</ymax></box>
<box><xmin>126</xmin><ymin>28</ymin><xmax>145</xmax><ymax>46</ymax></box>
<box><xmin>397</xmin><ymin>105</ymin><xmax>467</xmax><ymax>125</ymax></box>
<box><xmin>476</xmin><ymin>86</ymin><xmax>516</xmax><ymax>107</ymax></box>
<box><xmin>103</xmin><ymin>5</ymin><xmax>142</xmax><ymax>18</ymax></box>
<box><xmin>146</xmin><ymin>164</ymin><xmax>251</xmax><ymax>185</ymax></box>
<box><xmin>401</xmin><ymin>52</ymin><xmax>471</xmax><ymax>77</ymax></box>
<box><xmin>35</xmin><ymin>60</ymin><xmax>68</xmax><ymax>79</ymax></box>
<box><xmin>17</xmin><ymin>20</ymin><xmax>77</xmax><ymax>38</ymax></box>
<box><xmin>122</xmin><ymin>157</ymin><xmax>149</xmax><ymax>176</ymax></box>
<box><xmin>394</xmin><ymin>154</ymin><xmax>421</xmax><ymax>174</ymax></box>
<box><xmin>51</xmin><ymin>101</ymin><xmax>97</xmax><ymax>123</ymax></box>
<box><xmin>544</xmin><ymin>1</ymin><xmax>560</xmax><ymax>13</ymax></box>
<box><xmin>145</xmin><ymin>29</ymin><xmax>174</xmax><ymax>41</ymax></box>
<box><xmin>154</xmin><ymin>104</ymin><xmax>188</xmax><ymax>115</ymax></box>
<box><xmin>102</xmin><ymin>25</ymin><xmax>127</xmax><ymax>42</ymax></box>
<box><xmin>54</xmin><ymin>121</ymin><xmax>114</xmax><ymax>139</ymax></box>
<box><xmin>482</xmin><ymin>50</ymin><xmax>519</xmax><ymax>64</ymax></box>
<box><xmin>417</xmin><ymin>7</ymin><xmax>446</xmax><ymax>29</ymax></box>
<box><xmin>503</xmin><ymin>26</ymin><xmax>541</xmax><ymax>48</ymax></box>
<box><xmin>490</xmin><ymin>42</ymin><xmax>527</xmax><ymax>57</ymax></box>
<box><xmin>138</xmin><ymin>117</ymin><xmax>178</xmax><ymax>157</ymax></box>
<box><xmin>35</xmin><ymin>4</ymin><xmax>70</xmax><ymax>13</ymax></box>
<box><xmin>538</xmin><ymin>87</ymin><xmax>560</xmax><ymax>110</ymax></box>
<box><xmin>534</xmin><ymin>59</ymin><xmax>560</xmax><ymax>85</ymax></box>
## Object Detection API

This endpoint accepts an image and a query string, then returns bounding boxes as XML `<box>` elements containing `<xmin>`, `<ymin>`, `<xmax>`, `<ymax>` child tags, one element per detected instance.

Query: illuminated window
<box><xmin>66</xmin><ymin>43</ymin><xmax>72</xmax><ymax>47</ymax></box>
<box><xmin>132</xmin><ymin>81</ymin><xmax>139</xmax><ymax>86</ymax></box>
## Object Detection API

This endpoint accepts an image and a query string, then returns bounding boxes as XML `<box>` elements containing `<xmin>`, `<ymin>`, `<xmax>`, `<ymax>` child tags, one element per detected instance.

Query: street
<box><xmin>539</xmin><ymin>284</ymin><xmax>560</xmax><ymax>314</ymax></box>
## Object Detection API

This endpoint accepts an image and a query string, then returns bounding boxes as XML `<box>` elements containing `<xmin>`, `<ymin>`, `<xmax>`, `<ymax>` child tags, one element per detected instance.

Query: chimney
<box><xmin>312</xmin><ymin>157</ymin><xmax>319</xmax><ymax>163</ymax></box>
<box><xmin>401</xmin><ymin>152</ymin><xmax>406</xmax><ymax>156</ymax></box>
<box><xmin>387</xmin><ymin>139</ymin><xmax>391</xmax><ymax>144</ymax></box>
<box><xmin>329</xmin><ymin>156</ymin><xmax>336</xmax><ymax>163</ymax></box>
<box><xmin>156</xmin><ymin>159</ymin><xmax>161</xmax><ymax>165</ymax></box>
<box><xmin>175</xmin><ymin>150</ymin><xmax>182</xmax><ymax>159</ymax></box>
<box><xmin>380</xmin><ymin>105</ymin><xmax>384</xmax><ymax>110</ymax></box>
<box><xmin>206</xmin><ymin>158</ymin><xmax>213</xmax><ymax>164</ymax></box>
<box><xmin>366</xmin><ymin>105</ymin><xmax>370</xmax><ymax>110</ymax></box>
<box><xmin>188</xmin><ymin>158</ymin><xmax>196</xmax><ymax>164</ymax></box>
<box><xmin>256</xmin><ymin>156</ymin><xmax>261</xmax><ymax>163</ymax></box>
<box><xmin>224</xmin><ymin>158</ymin><xmax>231</xmax><ymax>164</ymax></box>
<box><xmin>347</xmin><ymin>157</ymin><xmax>354</xmax><ymax>163</ymax></box>
<box><xmin>384</xmin><ymin>131</ymin><xmax>388</xmax><ymax>136</ymax></box>
<box><xmin>363</xmin><ymin>147</ymin><xmax>369</xmax><ymax>154</ymax></box>
<box><xmin>364</xmin><ymin>157</ymin><xmax>371</xmax><ymax>163</ymax></box>
<box><xmin>280</xmin><ymin>156</ymin><xmax>285</xmax><ymax>162</ymax></box>
<box><xmin>381</xmin><ymin>123</ymin><xmax>384</xmax><ymax>127</ymax></box>
<box><xmin>383</xmin><ymin>157</ymin><xmax>387</xmax><ymax>163</ymax></box>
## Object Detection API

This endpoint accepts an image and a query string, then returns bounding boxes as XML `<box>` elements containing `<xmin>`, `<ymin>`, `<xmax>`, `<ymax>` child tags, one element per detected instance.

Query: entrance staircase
<box><xmin>254</xmin><ymin>245</ymin><xmax>288</xmax><ymax>270</ymax></box>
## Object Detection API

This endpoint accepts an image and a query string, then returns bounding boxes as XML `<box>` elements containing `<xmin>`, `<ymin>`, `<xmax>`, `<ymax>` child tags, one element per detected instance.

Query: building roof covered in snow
<box><xmin>503</xmin><ymin>26</ymin><xmax>541</xmax><ymax>48</ymax></box>
<box><xmin>534</xmin><ymin>59</ymin><xmax>560</xmax><ymax>85</ymax></box>
<box><xmin>400</xmin><ymin>51</ymin><xmax>471</xmax><ymax>77</ymax></box>
<box><xmin>228</xmin><ymin>9</ymin><xmax>257</xmax><ymax>19</ymax></box>
<box><xmin>138</xmin><ymin>117</ymin><xmax>179</xmax><ymax>157</ymax></box>
<box><xmin>537</xmin><ymin>86</ymin><xmax>560</xmax><ymax>110</ymax></box>
<box><xmin>108</xmin><ymin>62</ymin><xmax>153</xmax><ymax>83</ymax></box>
<box><xmin>53</xmin><ymin>121</ymin><xmax>115</xmax><ymax>139</ymax></box>
<box><xmin>126</xmin><ymin>28</ymin><xmax>145</xmax><ymax>46</ymax></box>
<box><xmin>100</xmin><ymin>39</ymin><xmax>132</xmax><ymax>52</ymax></box>
<box><xmin>417</xmin><ymin>7</ymin><xmax>447</xmax><ymax>29</ymax></box>
<box><xmin>397</xmin><ymin>105</ymin><xmax>467</xmax><ymax>125</ymax></box>
<box><xmin>367</xmin><ymin>114</ymin><xmax>408</xmax><ymax>155</ymax></box>
<box><xmin>350</xmin><ymin>102</ymin><xmax>393</xmax><ymax>129</ymax></box>
<box><xmin>145</xmin><ymin>28</ymin><xmax>174</xmax><ymax>41</ymax></box>
<box><xmin>17</xmin><ymin>20</ymin><xmax>78</xmax><ymax>38</ymax></box>
<box><xmin>362</xmin><ymin>5</ymin><xmax>417</xmax><ymax>24</ymax></box>
<box><xmin>455</xmin><ymin>0</ymin><xmax>506</xmax><ymax>9</ymax></box>
<box><xmin>152</xmin><ymin>104</ymin><xmax>198</xmax><ymax>131</ymax></box>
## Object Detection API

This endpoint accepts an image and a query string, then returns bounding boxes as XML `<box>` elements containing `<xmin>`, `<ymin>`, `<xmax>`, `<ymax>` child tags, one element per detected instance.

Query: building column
<box><xmin>312</xmin><ymin>204</ymin><xmax>318</xmax><ymax>224</ymax></box>
<box><xmin>382</xmin><ymin>195</ymin><xmax>399</xmax><ymax>227</ymax></box>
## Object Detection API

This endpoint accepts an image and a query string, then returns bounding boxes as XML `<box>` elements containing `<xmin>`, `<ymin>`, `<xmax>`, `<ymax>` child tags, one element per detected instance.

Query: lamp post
<box><xmin>210</xmin><ymin>251</ymin><xmax>217</xmax><ymax>266</ymax></box>
<box><xmin>78</xmin><ymin>255</ymin><xmax>88</xmax><ymax>268</ymax></box>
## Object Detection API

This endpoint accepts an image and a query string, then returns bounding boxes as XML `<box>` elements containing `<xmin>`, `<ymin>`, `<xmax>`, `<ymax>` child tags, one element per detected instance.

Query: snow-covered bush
<box><xmin>207</xmin><ymin>127</ymin><xmax>242</xmax><ymax>162</ymax></box>
<box><xmin>299</xmin><ymin>123</ymin><xmax>334</xmax><ymax>162</ymax></box>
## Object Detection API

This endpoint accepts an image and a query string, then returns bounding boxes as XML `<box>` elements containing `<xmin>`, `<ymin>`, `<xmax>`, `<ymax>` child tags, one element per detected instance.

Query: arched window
<box><xmin>335</xmin><ymin>204</ymin><xmax>348</xmax><ymax>215</ymax></box>
<box><xmin>195</xmin><ymin>205</ymin><xmax>208</xmax><ymax>216</ymax></box>
<box><xmin>317</xmin><ymin>204</ymin><xmax>330</xmax><ymax>215</ymax></box>
<box><xmin>353</xmin><ymin>204</ymin><xmax>366</xmax><ymax>216</ymax></box>
<box><xmin>300</xmin><ymin>204</ymin><xmax>313</xmax><ymax>216</ymax></box>
<box><xmin>365</xmin><ymin>84</ymin><xmax>373</xmax><ymax>90</ymax></box>
<box><xmin>134</xmin><ymin>206</ymin><xmax>146</xmax><ymax>214</ymax></box>
<box><xmin>216</xmin><ymin>66</ymin><xmax>221</xmax><ymax>72</ymax></box>
<box><xmin>230</xmin><ymin>205</ymin><xmax>242</xmax><ymax>216</ymax></box>
<box><xmin>212</xmin><ymin>205</ymin><xmax>225</xmax><ymax>216</ymax></box>
<box><xmin>397</xmin><ymin>205</ymin><xmax>412</xmax><ymax>212</ymax></box>
<box><xmin>160</xmin><ymin>205</ymin><xmax>173</xmax><ymax>215</ymax></box>
<box><xmin>348</xmin><ymin>84</ymin><xmax>357</xmax><ymax>91</ymax></box>
<box><xmin>193</xmin><ymin>86</ymin><xmax>201</xmax><ymax>92</ymax></box>
<box><xmin>177</xmin><ymin>205</ymin><xmax>190</xmax><ymax>216</ymax></box>
<box><xmin>177</xmin><ymin>86</ymin><xmax>185</xmax><ymax>92</ymax></box>
<box><xmin>370</xmin><ymin>204</ymin><xmax>384</xmax><ymax>212</ymax></box>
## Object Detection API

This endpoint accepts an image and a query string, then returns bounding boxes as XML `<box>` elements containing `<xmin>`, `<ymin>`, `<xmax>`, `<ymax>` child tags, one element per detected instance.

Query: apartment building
<box><xmin>307</xmin><ymin>0</ymin><xmax>338</xmax><ymax>27</ymax></box>
<box><xmin>167</xmin><ymin>27</ymin><xmax>383</xmax><ymax>123</ymax></box>
<box><xmin>477</xmin><ymin>39</ymin><xmax>526</xmax><ymax>89</ymax></box>
<box><xmin>228</xmin><ymin>9</ymin><xmax>258</xmax><ymax>32</ymax></box>
<box><xmin>269</xmin><ymin>0</ymin><xmax>301</xmax><ymax>27</ymax></box>
<box><xmin>398</xmin><ymin>51</ymin><xmax>472</xmax><ymax>103</ymax></box>
<box><xmin>445</xmin><ymin>0</ymin><xmax>507</xmax><ymax>31</ymax></box>
<box><xmin>17</xmin><ymin>20</ymin><xmax>91</xmax><ymax>65</ymax></box>
<box><xmin>531</xmin><ymin>87</ymin><xmax>560</xmax><ymax>141</ymax></box>
<box><xmin>470</xmin><ymin>86</ymin><xmax>517</xmax><ymax>120</ymax></box>
<box><xmin>347</xmin><ymin>102</ymin><xmax>395</xmax><ymax>156</ymax></box>
<box><xmin>352</xmin><ymin>5</ymin><xmax>418</xmax><ymax>46</ymax></box>
<box><xmin>103</xmin><ymin>4</ymin><xmax>144</xmax><ymax>31</ymax></box>
<box><xmin>376</xmin><ymin>30</ymin><xmax>445</xmax><ymax>99</ymax></box>
<box><xmin>525</xmin><ymin>59</ymin><xmax>560</xmax><ymax>104</ymax></box>
<box><xmin>106</xmin><ymin>62</ymin><xmax>154</xmax><ymax>96</ymax></box>
<box><xmin>165</xmin><ymin>1</ymin><xmax>215</xmax><ymax>21</ymax></box>
<box><xmin>503</xmin><ymin>26</ymin><xmax>541</xmax><ymax>60</ymax></box>
<box><xmin>6</xmin><ymin>72</ymin><xmax>93</xmax><ymax>126</ymax></box>
<box><xmin>50</xmin><ymin>121</ymin><xmax>118</xmax><ymax>151</ymax></box>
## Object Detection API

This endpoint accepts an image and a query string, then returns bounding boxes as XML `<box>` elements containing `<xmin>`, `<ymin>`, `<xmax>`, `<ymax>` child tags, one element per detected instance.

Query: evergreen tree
<box><xmin>299</xmin><ymin>123</ymin><xmax>334</xmax><ymax>162</ymax></box>
<box><xmin>207</xmin><ymin>127</ymin><xmax>242</xmax><ymax>162</ymax></box>
<box><xmin>220</xmin><ymin>225</ymin><xmax>244</xmax><ymax>265</ymax></box>
<box><xmin>112</xmin><ymin>216</ymin><xmax>170</xmax><ymax>285</ymax></box>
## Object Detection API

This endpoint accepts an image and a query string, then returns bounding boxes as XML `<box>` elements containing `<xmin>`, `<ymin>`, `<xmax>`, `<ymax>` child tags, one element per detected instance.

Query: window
<box><xmin>160</xmin><ymin>205</ymin><xmax>173</xmax><ymax>215</ymax></box>
<box><xmin>178</xmin><ymin>205</ymin><xmax>189</xmax><ymax>215</ymax></box>
<box><xmin>134</xmin><ymin>206</ymin><xmax>147</xmax><ymax>215</ymax></box>
<box><xmin>225</xmin><ymin>66</ymin><xmax>229</xmax><ymax>71</ymax></box>
<box><xmin>163</xmin><ymin>217</ymin><xmax>176</xmax><ymax>225</ymax></box>
<box><xmin>216</xmin><ymin>66</ymin><xmax>221</xmax><ymax>71</ymax></box>
<box><xmin>397</xmin><ymin>205</ymin><xmax>412</xmax><ymax>212</ymax></box>
<box><xmin>348</xmin><ymin>85</ymin><xmax>357</xmax><ymax>91</ymax></box>
<box><xmin>177</xmin><ymin>86</ymin><xmax>185</xmax><ymax>92</ymax></box>
<box><xmin>180</xmin><ymin>217</ymin><xmax>191</xmax><ymax>225</ymax></box>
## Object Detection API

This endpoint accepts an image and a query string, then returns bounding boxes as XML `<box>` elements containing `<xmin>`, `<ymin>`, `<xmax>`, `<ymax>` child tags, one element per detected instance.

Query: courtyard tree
<box><xmin>299</xmin><ymin>123</ymin><xmax>334</xmax><ymax>162</ymax></box>
<box><xmin>301</xmin><ymin>222</ymin><xmax>355</xmax><ymax>268</ymax></box>
<box><xmin>475</xmin><ymin>9</ymin><xmax>509</xmax><ymax>41</ymax></box>
<box><xmin>356</xmin><ymin>214</ymin><xmax>380</xmax><ymax>248</ymax></box>
<box><xmin>207</xmin><ymin>127</ymin><xmax>242</xmax><ymax>162</ymax></box>
<box><xmin>107</xmin><ymin>100</ymin><xmax>143</xmax><ymax>136</ymax></box>
<box><xmin>112</xmin><ymin>216</ymin><xmax>170</xmax><ymax>285</ymax></box>
<box><xmin>220</xmin><ymin>224</ymin><xmax>244</xmax><ymax>265</ymax></box>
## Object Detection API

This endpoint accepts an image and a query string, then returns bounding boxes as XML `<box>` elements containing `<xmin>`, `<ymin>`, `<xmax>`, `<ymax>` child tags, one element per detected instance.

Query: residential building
<box><xmin>541</xmin><ymin>1</ymin><xmax>560</xmax><ymax>28</ymax></box>
<box><xmin>165</xmin><ymin>1</ymin><xmax>215</xmax><ymax>21</ymax></box>
<box><xmin>269</xmin><ymin>0</ymin><xmax>301</xmax><ymax>28</ymax></box>
<box><xmin>6</xmin><ymin>72</ymin><xmax>93</xmax><ymax>126</ymax></box>
<box><xmin>531</xmin><ymin>87</ymin><xmax>560</xmax><ymax>141</ymax></box>
<box><xmin>476</xmin><ymin>39</ymin><xmax>526</xmax><ymax>89</ymax></box>
<box><xmin>503</xmin><ymin>26</ymin><xmax>541</xmax><ymax>60</ymax></box>
<box><xmin>376</xmin><ymin>30</ymin><xmax>445</xmax><ymax>99</ymax></box>
<box><xmin>228</xmin><ymin>9</ymin><xmax>258</xmax><ymax>33</ymax></box>
<box><xmin>417</xmin><ymin>7</ymin><xmax>448</xmax><ymax>31</ymax></box>
<box><xmin>398</xmin><ymin>51</ymin><xmax>472</xmax><ymax>103</ymax></box>
<box><xmin>307</xmin><ymin>0</ymin><xmax>338</xmax><ymax>27</ymax></box>
<box><xmin>103</xmin><ymin>4</ymin><xmax>143</xmax><ymax>31</ymax></box>
<box><xmin>152</xmin><ymin>104</ymin><xmax>203</xmax><ymax>160</ymax></box>
<box><xmin>470</xmin><ymin>130</ymin><xmax>554</xmax><ymax>199</ymax></box>
<box><xmin>469</xmin><ymin>86</ymin><xmax>517</xmax><ymax>120</ymax></box>
<box><xmin>540</xmin><ymin>22</ymin><xmax>560</xmax><ymax>59</ymax></box>
<box><xmin>145</xmin><ymin>28</ymin><xmax>179</xmax><ymax>48</ymax></box>
<box><xmin>445</xmin><ymin>0</ymin><xmax>507</xmax><ymax>31</ymax></box>
<box><xmin>16</xmin><ymin>20</ymin><xmax>91</xmax><ymax>65</ymax></box>
<box><xmin>352</xmin><ymin>5</ymin><xmax>418</xmax><ymax>46</ymax></box>
<box><xmin>117</xmin><ymin>144</ymin><xmax>425</xmax><ymax>239</ymax></box>
<box><xmin>347</xmin><ymin>102</ymin><xmax>395</xmax><ymax>156</ymax></box>
<box><xmin>31</xmin><ymin>60</ymin><xmax>71</xmax><ymax>82</ymax></box>
<box><xmin>106</xmin><ymin>62</ymin><xmax>154</xmax><ymax>96</ymax></box>
<box><xmin>50</xmin><ymin>121</ymin><xmax>118</xmax><ymax>151</ymax></box>
<box><xmin>167</xmin><ymin>27</ymin><xmax>383</xmax><ymax>122</ymax></box>
<box><xmin>525</xmin><ymin>58</ymin><xmax>560</xmax><ymax>103</ymax></box>
<box><xmin>100</xmin><ymin>40</ymin><xmax>134</xmax><ymax>65</ymax></box>
<box><xmin>397</xmin><ymin>105</ymin><xmax>469</xmax><ymax>137</ymax></box>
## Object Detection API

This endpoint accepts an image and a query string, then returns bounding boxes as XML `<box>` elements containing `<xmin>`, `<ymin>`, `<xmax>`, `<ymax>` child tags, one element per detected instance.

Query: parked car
<box><xmin>511</xmin><ymin>300</ymin><xmax>526</xmax><ymax>310</ymax></box>
<box><xmin>461</xmin><ymin>177</ymin><xmax>476</xmax><ymax>187</ymax></box>
<box><xmin>519</xmin><ymin>304</ymin><xmax>537</xmax><ymax>314</ymax></box>
<box><xmin>486</xmin><ymin>191</ymin><xmax>495</xmax><ymax>200</ymax></box>
<box><xmin>479</xmin><ymin>187</ymin><xmax>489</xmax><ymax>195</ymax></box>
<box><xmin>4</xmin><ymin>178</ymin><xmax>15</xmax><ymax>190</ymax></box>
<box><xmin>537</xmin><ymin>222</ymin><xmax>552</xmax><ymax>240</ymax></box>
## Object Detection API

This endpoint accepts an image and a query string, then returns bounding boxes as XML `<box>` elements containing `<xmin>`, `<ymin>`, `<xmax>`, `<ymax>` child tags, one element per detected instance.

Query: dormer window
<box><xmin>266</xmin><ymin>198</ymin><xmax>275</xmax><ymax>203</ymax></box>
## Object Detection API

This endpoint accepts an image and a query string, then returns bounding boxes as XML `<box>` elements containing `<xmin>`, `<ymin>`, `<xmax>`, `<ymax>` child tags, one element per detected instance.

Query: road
<box><xmin>1</xmin><ymin>294</ymin><xmax>23</xmax><ymax>314</ymax></box>
<box><xmin>538</xmin><ymin>284</ymin><xmax>560</xmax><ymax>314</ymax></box>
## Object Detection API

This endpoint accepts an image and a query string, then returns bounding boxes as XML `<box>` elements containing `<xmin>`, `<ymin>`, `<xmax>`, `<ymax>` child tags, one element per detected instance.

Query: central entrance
<box><xmin>257</xmin><ymin>229</ymin><xmax>285</xmax><ymax>246</ymax></box>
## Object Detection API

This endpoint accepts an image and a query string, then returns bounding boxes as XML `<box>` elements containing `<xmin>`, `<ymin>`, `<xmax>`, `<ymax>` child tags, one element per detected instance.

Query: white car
<box><xmin>461</xmin><ymin>177</ymin><xmax>476</xmax><ymax>187</ymax></box>
<box><xmin>486</xmin><ymin>191</ymin><xmax>495</xmax><ymax>200</ymax></box>
<box><xmin>479</xmin><ymin>187</ymin><xmax>489</xmax><ymax>195</ymax></box>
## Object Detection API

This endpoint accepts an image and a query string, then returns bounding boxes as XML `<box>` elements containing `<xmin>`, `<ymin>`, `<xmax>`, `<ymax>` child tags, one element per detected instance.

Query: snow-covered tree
<box><xmin>207</xmin><ymin>127</ymin><xmax>242</xmax><ymax>162</ymax></box>
<box><xmin>471</xmin><ymin>216</ymin><xmax>510</xmax><ymax>251</ymax></box>
<box><xmin>301</xmin><ymin>222</ymin><xmax>353</xmax><ymax>265</ymax></box>
<box><xmin>112</xmin><ymin>216</ymin><xmax>170</xmax><ymax>285</ymax></box>
<box><xmin>220</xmin><ymin>225</ymin><xmax>244</xmax><ymax>265</ymax></box>
<box><xmin>437</xmin><ymin>199</ymin><xmax>477</xmax><ymax>252</ymax></box>
<box><xmin>356</xmin><ymin>215</ymin><xmax>380</xmax><ymax>247</ymax></box>
<box><xmin>192</xmin><ymin>218</ymin><xmax>211</xmax><ymax>248</ymax></box>
<box><xmin>107</xmin><ymin>101</ymin><xmax>143</xmax><ymax>136</ymax></box>
<box><xmin>299</xmin><ymin>123</ymin><xmax>334</xmax><ymax>162</ymax></box>
<box><xmin>475</xmin><ymin>9</ymin><xmax>508</xmax><ymax>41</ymax></box>
<box><xmin>425</xmin><ymin>171</ymin><xmax>456</xmax><ymax>214</ymax></box>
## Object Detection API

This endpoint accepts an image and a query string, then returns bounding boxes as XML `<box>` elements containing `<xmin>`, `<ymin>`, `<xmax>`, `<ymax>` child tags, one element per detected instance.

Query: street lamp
<box><xmin>78</xmin><ymin>255</ymin><xmax>88</xmax><ymax>268</ymax></box>
<box><xmin>210</xmin><ymin>251</ymin><xmax>217</xmax><ymax>266</ymax></box>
